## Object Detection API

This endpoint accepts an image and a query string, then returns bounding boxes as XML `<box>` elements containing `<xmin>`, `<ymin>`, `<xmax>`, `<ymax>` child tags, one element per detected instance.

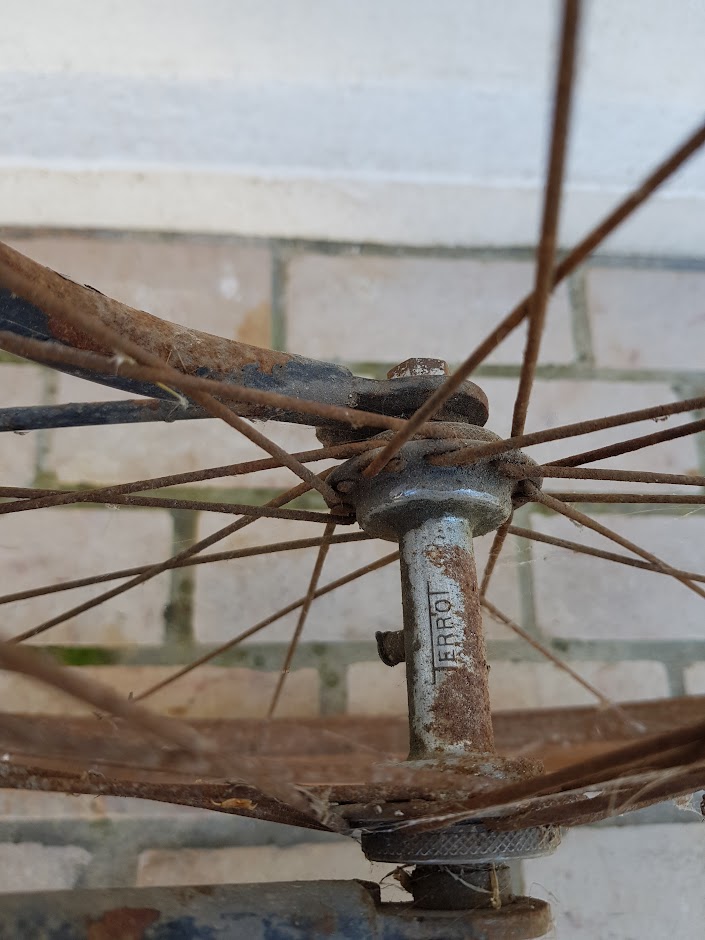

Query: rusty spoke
<box><xmin>0</xmin><ymin>440</ymin><xmax>374</xmax><ymax>516</ymax></box>
<box><xmin>0</xmin><ymin>641</ymin><xmax>208</xmax><ymax>755</ymax></box>
<box><xmin>0</xmin><ymin>645</ymin><xmax>342</xmax><ymax>827</ymax></box>
<box><xmin>447</xmin><ymin>714</ymin><xmax>705</xmax><ymax>819</ymax></box>
<box><xmin>28</xmin><ymin>294</ymin><xmax>337</xmax><ymax>503</ymax></box>
<box><xmin>190</xmin><ymin>389</ymin><xmax>339</xmax><ymax>504</ymax></box>
<box><xmin>357</xmin><ymin>117</ymin><xmax>705</xmax><ymax>477</ymax></box>
<box><xmin>0</xmin><ymin>486</ymin><xmax>345</xmax><ymax>522</ymax></box>
<box><xmin>401</xmin><ymin>754</ymin><xmax>705</xmax><ymax>834</ymax></box>
<box><xmin>508</xmin><ymin>524</ymin><xmax>705</xmax><ymax>585</ymax></box>
<box><xmin>0</xmin><ymin>533</ymin><xmax>371</xmax><ymax>607</ymax></box>
<box><xmin>528</xmin><ymin>484</ymin><xmax>705</xmax><ymax>602</ymax></box>
<box><xmin>267</xmin><ymin>522</ymin><xmax>337</xmax><ymax>718</ymax></box>
<box><xmin>479</xmin><ymin>520</ymin><xmax>511</xmax><ymax>599</ymax></box>
<box><xmin>500</xmin><ymin>463</ymin><xmax>705</xmax><ymax>487</ymax></box>
<box><xmin>511</xmin><ymin>0</ymin><xmax>581</xmax><ymax>437</ymax></box>
<box><xmin>431</xmin><ymin>394</ymin><xmax>705</xmax><ymax>468</ymax></box>
<box><xmin>481</xmin><ymin>598</ymin><xmax>636</xmax><ymax>726</ymax></box>
<box><xmin>541</xmin><ymin>491</ymin><xmax>705</xmax><ymax>505</ymax></box>
<box><xmin>9</xmin><ymin>479</ymin><xmax>316</xmax><ymax>644</ymax></box>
<box><xmin>134</xmin><ymin>552</ymin><xmax>400</xmax><ymax>702</ymax></box>
<box><xmin>0</xmin><ymin>330</ymin><xmax>411</xmax><ymax>436</ymax></box>
<box><xmin>552</xmin><ymin>416</ymin><xmax>705</xmax><ymax>468</ymax></box>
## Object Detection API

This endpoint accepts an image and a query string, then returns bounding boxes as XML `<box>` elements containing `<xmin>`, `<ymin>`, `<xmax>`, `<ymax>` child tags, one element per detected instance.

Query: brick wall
<box><xmin>1</xmin><ymin>231</ymin><xmax>704</xmax><ymax>937</ymax></box>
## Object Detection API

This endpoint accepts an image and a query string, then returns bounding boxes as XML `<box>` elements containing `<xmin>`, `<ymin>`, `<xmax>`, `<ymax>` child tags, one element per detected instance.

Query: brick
<box><xmin>531</xmin><ymin>513</ymin><xmax>705</xmax><ymax>641</ymax></box>
<box><xmin>0</xmin><ymin>788</ymin><xmax>209</xmax><ymax>819</ymax></box>
<box><xmin>0</xmin><ymin>843</ymin><xmax>92</xmax><ymax>892</ymax></box>
<box><xmin>588</xmin><ymin>266</ymin><xmax>705</xmax><ymax>371</ymax></box>
<box><xmin>6</xmin><ymin>234</ymin><xmax>272</xmax><ymax>343</ymax></box>
<box><xmin>474</xmin><ymin>530</ymin><xmax>524</xmax><ymax>639</ymax></box>
<box><xmin>193</xmin><ymin>517</ymin><xmax>523</xmax><ymax>645</ymax></box>
<box><xmin>0</xmin><ymin>665</ymin><xmax>318</xmax><ymax>718</ymax></box>
<box><xmin>47</xmin><ymin>373</ymin><xmax>320</xmax><ymax>488</ymax></box>
<box><xmin>0</xmin><ymin>789</ymin><xmax>197</xmax><ymax>819</ymax></box>
<box><xmin>193</xmin><ymin>517</ymin><xmax>402</xmax><ymax>645</ymax></box>
<box><xmin>488</xmin><ymin>660</ymin><xmax>669</xmax><ymax>710</ymax></box>
<box><xmin>0</xmin><ymin>364</ymin><xmax>45</xmax><ymax>486</ymax></box>
<box><xmin>286</xmin><ymin>255</ymin><xmax>574</xmax><ymax>365</ymax></box>
<box><xmin>136</xmin><ymin>841</ymin><xmax>407</xmax><ymax>900</ymax></box>
<box><xmin>0</xmin><ymin>790</ymin><xmax>102</xmax><ymax>817</ymax></box>
<box><xmin>346</xmin><ymin>658</ymin><xmax>669</xmax><ymax>718</ymax></box>
<box><xmin>479</xmin><ymin>376</ymin><xmax>701</xmax><ymax>491</ymax></box>
<box><xmin>347</xmin><ymin>661</ymin><xmax>407</xmax><ymax>715</ymax></box>
<box><xmin>523</xmin><ymin>825</ymin><xmax>705</xmax><ymax>940</ymax></box>
<box><xmin>0</xmin><ymin>507</ymin><xmax>171</xmax><ymax>646</ymax></box>
<box><xmin>14</xmin><ymin>232</ymin><xmax>286</xmax><ymax>491</ymax></box>
<box><xmin>683</xmin><ymin>662</ymin><xmax>705</xmax><ymax>694</ymax></box>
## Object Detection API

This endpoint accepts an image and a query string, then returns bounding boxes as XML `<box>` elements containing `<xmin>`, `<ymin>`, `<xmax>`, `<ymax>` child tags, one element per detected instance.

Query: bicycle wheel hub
<box><xmin>328</xmin><ymin>418</ymin><xmax>558</xmax><ymax>924</ymax></box>
<box><xmin>329</xmin><ymin>422</ymin><xmax>540</xmax><ymax>764</ymax></box>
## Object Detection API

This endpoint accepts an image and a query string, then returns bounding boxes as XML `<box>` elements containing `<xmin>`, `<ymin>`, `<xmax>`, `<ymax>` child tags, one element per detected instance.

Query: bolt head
<box><xmin>387</xmin><ymin>357</ymin><xmax>449</xmax><ymax>380</ymax></box>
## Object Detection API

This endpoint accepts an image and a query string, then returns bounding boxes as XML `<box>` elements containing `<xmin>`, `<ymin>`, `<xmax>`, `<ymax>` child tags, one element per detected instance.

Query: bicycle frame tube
<box><xmin>0</xmin><ymin>240</ymin><xmax>488</xmax><ymax>430</ymax></box>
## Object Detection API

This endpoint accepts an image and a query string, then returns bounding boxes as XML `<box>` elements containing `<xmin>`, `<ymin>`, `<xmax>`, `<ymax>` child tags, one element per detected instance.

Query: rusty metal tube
<box><xmin>400</xmin><ymin>514</ymin><xmax>494</xmax><ymax>760</ymax></box>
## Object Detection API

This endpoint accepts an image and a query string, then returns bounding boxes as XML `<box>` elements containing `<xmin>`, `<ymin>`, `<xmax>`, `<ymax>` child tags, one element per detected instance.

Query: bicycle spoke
<box><xmin>0</xmin><ymin>487</ymin><xmax>345</xmax><ymax>522</ymax></box>
<box><xmin>500</xmin><ymin>464</ymin><xmax>705</xmax><ymax>487</ymax></box>
<box><xmin>542</xmin><ymin>491</ymin><xmax>705</xmax><ymax>505</ymax></box>
<box><xmin>267</xmin><ymin>522</ymin><xmax>336</xmax><ymax>718</ymax></box>
<box><xmin>191</xmin><ymin>392</ymin><xmax>339</xmax><ymax>504</ymax></box>
<box><xmin>508</xmin><ymin>524</ymin><xmax>705</xmax><ymax>585</ymax></box>
<box><xmin>9</xmin><ymin>479</ymin><xmax>316</xmax><ymax>644</ymax></box>
<box><xmin>0</xmin><ymin>330</ymin><xmax>410</xmax><ymax>436</ymax></box>
<box><xmin>479</xmin><ymin>520</ymin><xmax>511</xmax><ymax>599</ymax></box>
<box><xmin>0</xmin><ymin>533</ymin><xmax>371</xmax><ymax>606</ymax></box>
<box><xmin>552</xmin><ymin>416</ymin><xmax>705</xmax><ymax>467</ymax></box>
<box><xmin>511</xmin><ymin>0</ymin><xmax>581</xmax><ymax>437</ymax></box>
<box><xmin>358</xmin><ymin>118</ymin><xmax>705</xmax><ymax>478</ymax></box>
<box><xmin>475</xmin><ymin>715</ymin><xmax>705</xmax><ymax>811</ymax></box>
<box><xmin>134</xmin><ymin>552</ymin><xmax>400</xmax><ymax>702</ymax></box>
<box><xmin>528</xmin><ymin>484</ymin><xmax>705</xmax><ymax>601</ymax></box>
<box><xmin>405</xmin><ymin>732</ymin><xmax>705</xmax><ymax>831</ymax></box>
<box><xmin>0</xmin><ymin>643</ymin><xmax>344</xmax><ymax>826</ymax></box>
<box><xmin>0</xmin><ymin>641</ymin><xmax>208</xmax><ymax>755</ymax></box>
<box><xmin>431</xmin><ymin>394</ymin><xmax>705</xmax><ymax>468</ymax></box>
<box><xmin>0</xmin><ymin>441</ymin><xmax>374</xmax><ymax>515</ymax></box>
<box><xmin>481</xmin><ymin>598</ymin><xmax>636</xmax><ymax>724</ymax></box>
<box><xmin>0</xmin><ymin>276</ymin><xmax>330</xmax><ymax>504</ymax></box>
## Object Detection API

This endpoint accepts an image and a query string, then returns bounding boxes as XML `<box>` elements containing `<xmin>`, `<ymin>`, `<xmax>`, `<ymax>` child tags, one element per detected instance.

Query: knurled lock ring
<box><xmin>360</xmin><ymin>821</ymin><xmax>561</xmax><ymax>865</ymax></box>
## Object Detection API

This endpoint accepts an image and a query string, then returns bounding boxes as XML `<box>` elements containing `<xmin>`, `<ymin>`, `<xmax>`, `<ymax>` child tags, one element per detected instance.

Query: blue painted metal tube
<box><xmin>0</xmin><ymin>879</ymin><xmax>547</xmax><ymax>939</ymax></box>
<box><xmin>0</xmin><ymin>400</ymin><xmax>207</xmax><ymax>431</ymax></box>
<box><xmin>0</xmin><ymin>398</ymin><xmax>211</xmax><ymax>431</ymax></box>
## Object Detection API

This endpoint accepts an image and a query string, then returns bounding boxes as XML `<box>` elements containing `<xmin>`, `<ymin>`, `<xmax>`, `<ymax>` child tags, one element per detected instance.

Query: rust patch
<box><xmin>87</xmin><ymin>907</ymin><xmax>159</xmax><ymax>940</ymax></box>
<box><xmin>425</xmin><ymin>543</ymin><xmax>495</xmax><ymax>753</ymax></box>
<box><xmin>211</xmin><ymin>797</ymin><xmax>257</xmax><ymax>811</ymax></box>
<box><xmin>45</xmin><ymin>312</ymin><xmax>113</xmax><ymax>357</ymax></box>
<box><xmin>1</xmin><ymin>239</ymin><xmax>294</xmax><ymax>377</ymax></box>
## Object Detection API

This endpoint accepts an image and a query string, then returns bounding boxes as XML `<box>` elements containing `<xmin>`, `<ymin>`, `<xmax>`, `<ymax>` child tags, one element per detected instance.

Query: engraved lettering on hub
<box><xmin>427</xmin><ymin>585</ymin><xmax>460</xmax><ymax>677</ymax></box>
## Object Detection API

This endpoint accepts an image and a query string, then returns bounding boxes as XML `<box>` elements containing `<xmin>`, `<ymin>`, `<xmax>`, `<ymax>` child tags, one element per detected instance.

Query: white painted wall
<box><xmin>1</xmin><ymin>0</ymin><xmax>704</xmax><ymax>253</ymax></box>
